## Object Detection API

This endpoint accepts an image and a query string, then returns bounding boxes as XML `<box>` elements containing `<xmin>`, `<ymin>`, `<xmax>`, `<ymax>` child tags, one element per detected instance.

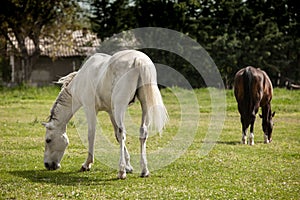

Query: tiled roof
<box><xmin>8</xmin><ymin>29</ymin><xmax>100</xmax><ymax>57</ymax></box>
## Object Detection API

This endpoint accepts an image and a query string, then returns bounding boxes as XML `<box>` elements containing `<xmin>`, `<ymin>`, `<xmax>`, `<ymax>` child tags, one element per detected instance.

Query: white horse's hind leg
<box><xmin>111</xmin><ymin>106</ymin><xmax>129</xmax><ymax>179</ymax></box>
<box><xmin>110</xmin><ymin>114</ymin><xmax>133</xmax><ymax>173</ymax></box>
<box><xmin>140</xmin><ymin>124</ymin><xmax>149</xmax><ymax>177</ymax></box>
<box><xmin>117</xmin><ymin>126</ymin><xmax>127</xmax><ymax>179</ymax></box>
<box><xmin>111</xmin><ymin>69</ymin><xmax>140</xmax><ymax>179</ymax></box>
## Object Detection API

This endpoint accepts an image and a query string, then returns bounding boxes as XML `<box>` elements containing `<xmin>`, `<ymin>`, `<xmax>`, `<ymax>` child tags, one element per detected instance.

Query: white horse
<box><xmin>43</xmin><ymin>50</ymin><xmax>168</xmax><ymax>179</ymax></box>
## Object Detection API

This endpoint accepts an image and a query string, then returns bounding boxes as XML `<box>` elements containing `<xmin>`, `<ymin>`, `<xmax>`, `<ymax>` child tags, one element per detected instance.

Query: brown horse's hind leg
<box><xmin>249</xmin><ymin>110</ymin><xmax>257</xmax><ymax>145</ymax></box>
<box><xmin>242</xmin><ymin>129</ymin><xmax>247</xmax><ymax>144</ymax></box>
<box><xmin>249</xmin><ymin>123</ymin><xmax>255</xmax><ymax>145</ymax></box>
<box><xmin>241</xmin><ymin>117</ymin><xmax>248</xmax><ymax>144</ymax></box>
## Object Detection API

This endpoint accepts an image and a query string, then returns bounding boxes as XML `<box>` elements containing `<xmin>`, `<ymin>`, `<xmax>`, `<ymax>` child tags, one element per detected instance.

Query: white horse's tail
<box><xmin>135</xmin><ymin>57</ymin><xmax>169</xmax><ymax>134</ymax></box>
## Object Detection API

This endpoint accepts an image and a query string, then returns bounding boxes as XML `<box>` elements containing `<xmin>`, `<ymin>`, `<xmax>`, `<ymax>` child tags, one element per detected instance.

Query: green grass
<box><xmin>0</xmin><ymin>86</ymin><xmax>299</xmax><ymax>199</ymax></box>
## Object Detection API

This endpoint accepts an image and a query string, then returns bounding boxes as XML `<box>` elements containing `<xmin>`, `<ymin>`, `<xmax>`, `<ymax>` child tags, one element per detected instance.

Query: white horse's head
<box><xmin>43</xmin><ymin>122</ymin><xmax>69</xmax><ymax>170</ymax></box>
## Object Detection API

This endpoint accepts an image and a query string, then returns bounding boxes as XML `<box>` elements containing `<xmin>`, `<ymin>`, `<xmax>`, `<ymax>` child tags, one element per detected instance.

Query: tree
<box><xmin>90</xmin><ymin>0</ymin><xmax>299</xmax><ymax>88</ymax></box>
<box><xmin>244</xmin><ymin>0</ymin><xmax>300</xmax><ymax>84</ymax></box>
<box><xmin>90</xmin><ymin>0</ymin><xmax>136</xmax><ymax>40</ymax></box>
<box><xmin>0</xmin><ymin>0</ymin><xmax>81</xmax><ymax>83</ymax></box>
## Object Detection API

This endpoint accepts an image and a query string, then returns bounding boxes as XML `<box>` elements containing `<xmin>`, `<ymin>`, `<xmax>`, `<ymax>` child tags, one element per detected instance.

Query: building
<box><xmin>7</xmin><ymin>28</ymin><xmax>100</xmax><ymax>85</ymax></box>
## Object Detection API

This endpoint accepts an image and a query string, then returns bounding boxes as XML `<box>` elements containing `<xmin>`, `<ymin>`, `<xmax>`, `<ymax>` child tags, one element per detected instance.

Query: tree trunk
<box><xmin>12</xmin><ymin>29</ymin><xmax>41</xmax><ymax>83</ymax></box>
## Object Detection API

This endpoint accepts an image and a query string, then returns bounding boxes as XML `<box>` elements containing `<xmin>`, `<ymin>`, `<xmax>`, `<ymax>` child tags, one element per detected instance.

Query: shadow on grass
<box><xmin>202</xmin><ymin>140</ymin><xmax>241</xmax><ymax>145</ymax></box>
<box><xmin>9</xmin><ymin>169</ymin><xmax>122</xmax><ymax>186</ymax></box>
<box><xmin>216</xmin><ymin>141</ymin><xmax>241</xmax><ymax>145</ymax></box>
<box><xmin>215</xmin><ymin>140</ymin><xmax>267</xmax><ymax>145</ymax></box>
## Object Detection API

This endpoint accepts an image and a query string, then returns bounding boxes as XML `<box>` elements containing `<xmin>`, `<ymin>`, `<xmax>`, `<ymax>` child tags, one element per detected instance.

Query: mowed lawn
<box><xmin>0</xmin><ymin>86</ymin><xmax>299</xmax><ymax>199</ymax></box>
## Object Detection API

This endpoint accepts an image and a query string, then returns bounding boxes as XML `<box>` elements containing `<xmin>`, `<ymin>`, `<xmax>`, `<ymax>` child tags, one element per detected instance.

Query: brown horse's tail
<box><xmin>242</xmin><ymin>67</ymin><xmax>254</xmax><ymax>118</ymax></box>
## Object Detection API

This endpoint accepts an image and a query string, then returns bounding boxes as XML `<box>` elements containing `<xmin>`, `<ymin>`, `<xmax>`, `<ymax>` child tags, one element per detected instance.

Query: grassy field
<box><xmin>0</xmin><ymin>86</ymin><xmax>299</xmax><ymax>199</ymax></box>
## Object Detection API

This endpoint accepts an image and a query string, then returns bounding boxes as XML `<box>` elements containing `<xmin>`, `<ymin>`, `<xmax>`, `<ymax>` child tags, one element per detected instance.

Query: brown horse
<box><xmin>234</xmin><ymin>66</ymin><xmax>275</xmax><ymax>145</ymax></box>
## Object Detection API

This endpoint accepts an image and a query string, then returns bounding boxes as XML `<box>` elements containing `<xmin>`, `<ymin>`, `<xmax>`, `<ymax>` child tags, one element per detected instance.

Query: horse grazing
<box><xmin>42</xmin><ymin>50</ymin><xmax>168</xmax><ymax>179</ymax></box>
<box><xmin>234</xmin><ymin>66</ymin><xmax>275</xmax><ymax>145</ymax></box>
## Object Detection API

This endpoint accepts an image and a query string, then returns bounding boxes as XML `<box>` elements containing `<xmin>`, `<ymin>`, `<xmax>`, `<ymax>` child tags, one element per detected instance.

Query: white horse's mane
<box><xmin>56</xmin><ymin>72</ymin><xmax>78</xmax><ymax>88</ymax></box>
<box><xmin>49</xmin><ymin>72</ymin><xmax>77</xmax><ymax>121</ymax></box>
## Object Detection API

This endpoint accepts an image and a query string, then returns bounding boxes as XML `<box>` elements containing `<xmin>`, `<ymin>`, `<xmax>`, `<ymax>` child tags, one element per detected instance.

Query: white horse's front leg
<box><xmin>140</xmin><ymin>125</ymin><xmax>149</xmax><ymax>177</ymax></box>
<box><xmin>81</xmin><ymin>110</ymin><xmax>96</xmax><ymax>171</ymax></box>
<box><xmin>81</xmin><ymin>126</ymin><xmax>96</xmax><ymax>171</ymax></box>
<box><xmin>124</xmin><ymin>146</ymin><xmax>133</xmax><ymax>173</ymax></box>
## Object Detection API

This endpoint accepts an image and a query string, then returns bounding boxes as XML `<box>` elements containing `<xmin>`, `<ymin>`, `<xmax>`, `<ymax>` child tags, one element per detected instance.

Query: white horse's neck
<box><xmin>50</xmin><ymin>88</ymin><xmax>74</xmax><ymax>129</ymax></box>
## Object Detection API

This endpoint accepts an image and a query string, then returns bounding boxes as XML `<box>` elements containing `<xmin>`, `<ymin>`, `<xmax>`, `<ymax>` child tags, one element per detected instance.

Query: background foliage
<box><xmin>0</xmin><ymin>0</ymin><xmax>299</xmax><ymax>87</ymax></box>
<box><xmin>90</xmin><ymin>0</ymin><xmax>299</xmax><ymax>88</ymax></box>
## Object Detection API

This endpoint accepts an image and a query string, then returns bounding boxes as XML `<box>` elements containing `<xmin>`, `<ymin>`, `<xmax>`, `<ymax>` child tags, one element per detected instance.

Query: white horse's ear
<box><xmin>42</xmin><ymin>122</ymin><xmax>53</xmax><ymax>129</ymax></box>
<box><xmin>53</xmin><ymin>80</ymin><xmax>63</xmax><ymax>86</ymax></box>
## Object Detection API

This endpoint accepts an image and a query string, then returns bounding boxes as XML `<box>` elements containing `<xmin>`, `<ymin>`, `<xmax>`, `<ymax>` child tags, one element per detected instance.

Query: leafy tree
<box><xmin>90</xmin><ymin>0</ymin><xmax>136</xmax><ymax>40</ymax></box>
<box><xmin>195</xmin><ymin>0</ymin><xmax>299</xmax><ymax>87</ymax></box>
<box><xmin>89</xmin><ymin>0</ymin><xmax>300</xmax><ymax>87</ymax></box>
<box><xmin>244</xmin><ymin>0</ymin><xmax>300</xmax><ymax>84</ymax></box>
<box><xmin>0</xmin><ymin>0</ymin><xmax>81</xmax><ymax>83</ymax></box>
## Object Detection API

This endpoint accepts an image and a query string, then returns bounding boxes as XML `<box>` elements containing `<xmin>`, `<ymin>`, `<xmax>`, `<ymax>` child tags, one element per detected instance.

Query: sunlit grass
<box><xmin>0</xmin><ymin>86</ymin><xmax>299</xmax><ymax>199</ymax></box>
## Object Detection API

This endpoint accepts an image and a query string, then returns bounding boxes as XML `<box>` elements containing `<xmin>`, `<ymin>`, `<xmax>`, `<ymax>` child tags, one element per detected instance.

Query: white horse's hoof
<box><xmin>118</xmin><ymin>171</ymin><xmax>127</xmax><ymax>179</ymax></box>
<box><xmin>140</xmin><ymin>170</ymin><xmax>150</xmax><ymax>178</ymax></box>
<box><xmin>126</xmin><ymin>166</ymin><xmax>133</xmax><ymax>173</ymax></box>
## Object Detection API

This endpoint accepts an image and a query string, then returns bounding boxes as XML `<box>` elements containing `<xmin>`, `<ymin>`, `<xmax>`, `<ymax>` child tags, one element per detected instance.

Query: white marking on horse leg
<box><xmin>118</xmin><ymin>127</ymin><xmax>127</xmax><ymax>179</ymax></box>
<box><xmin>264</xmin><ymin>134</ymin><xmax>270</xmax><ymax>144</ymax></box>
<box><xmin>140</xmin><ymin>125</ymin><xmax>149</xmax><ymax>177</ymax></box>
<box><xmin>242</xmin><ymin>135</ymin><xmax>247</xmax><ymax>144</ymax></box>
<box><xmin>249</xmin><ymin>132</ymin><xmax>254</xmax><ymax>145</ymax></box>
<box><xmin>241</xmin><ymin>128</ymin><xmax>247</xmax><ymax>144</ymax></box>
